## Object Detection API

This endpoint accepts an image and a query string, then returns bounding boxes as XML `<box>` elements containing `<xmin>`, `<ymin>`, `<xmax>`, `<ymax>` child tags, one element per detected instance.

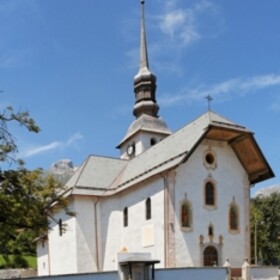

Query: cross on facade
<box><xmin>205</xmin><ymin>95</ymin><xmax>213</xmax><ymax>111</ymax></box>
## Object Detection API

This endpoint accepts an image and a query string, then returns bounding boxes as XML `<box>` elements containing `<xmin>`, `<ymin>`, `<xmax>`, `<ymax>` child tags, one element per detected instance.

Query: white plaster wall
<box><xmin>44</xmin><ymin>197</ymin><xmax>99</xmax><ymax>276</ymax></box>
<box><xmin>134</xmin><ymin>131</ymin><xmax>164</xmax><ymax>156</ymax></box>
<box><xmin>44</xmin><ymin>137</ymin><xmax>251</xmax><ymax>275</ymax></box>
<box><xmin>121</xmin><ymin>131</ymin><xmax>165</xmax><ymax>159</ymax></box>
<box><xmin>75</xmin><ymin>196</ymin><xmax>98</xmax><ymax>273</ymax></box>
<box><xmin>47</xmin><ymin>202</ymin><xmax>78</xmax><ymax>275</ymax></box>
<box><xmin>36</xmin><ymin>240</ymin><xmax>50</xmax><ymax>276</ymax></box>
<box><xmin>173</xmin><ymin>140</ymin><xmax>249</xmax><ymax>267</ymax></box>
<box><xmin>100</xmin><ymin>176</ymin><xmax>165</xmax><ymax>271</ymax></box>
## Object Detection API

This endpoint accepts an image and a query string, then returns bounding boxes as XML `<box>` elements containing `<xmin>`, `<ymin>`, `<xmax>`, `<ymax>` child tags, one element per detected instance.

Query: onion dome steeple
<box><xmin>133</xmin><ymin>0</ymin><xmax>159</xmax><ymax>118</ymax></box>
<box><xmin>117</xmin><ymin>0</ymin><xmax>171</xmax><ymax>159</ymax></box>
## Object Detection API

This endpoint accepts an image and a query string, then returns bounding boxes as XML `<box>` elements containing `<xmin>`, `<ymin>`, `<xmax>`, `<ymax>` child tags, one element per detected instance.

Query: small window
<box><xmin>150</xmin><ymin>138</ymin><xmax>157</xmax><ymax>146</ymax></box>
<box><xmin>127</xmin><ymin>143</ymin><xmax>135</xmax><ymax>157</ymax></box>
<box><xmin>204</xmin><ymin>150</ymin><xmax>217</xmax><ymax>170</ymax></box>
<box><xmin>181</xmin><ymin>200</ymin><xmax>192</xmax><ymax>229</ymax></box>
<box><xmin>205</xmin><ymin>152</ymin><xmax>214</xmax><ymax>165</ymax></box>
<box><xmin>145</xmin><ymin>198</ymin><xmax>151</xmax><ymax>220</ymax></box>
<box><xmin>205</xmin><ymin>182</ymin><xmax>215</xmax><ymax>206</ymax></box>
<box><xmin>208</xmin><ymin>224</ymin><xmax>214</xmax><ymax>237</ymax></box>
<box><xmin>229</xmin><ymin>204</ymin><xmax>239</xmax><ymax>231</ymax></box>
<box><xmin>123</xmin><ymin>207</ymin><xmax>128</xmax><ymax>227</ymax></box>
<box><xmin>58</xmin><ymin>219</ymin><xmax>63</xmax><ymax>236</ymax></box>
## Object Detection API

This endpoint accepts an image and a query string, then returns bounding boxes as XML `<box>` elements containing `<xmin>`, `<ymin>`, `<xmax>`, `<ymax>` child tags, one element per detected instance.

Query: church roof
<box><xmin>63</xmin><ymin>111</ymin><xmax>274</xmax><ymax>198</ymax></box>
<box><xmin>65</xmin><ymin>156</ymin><xmax>128</xmax><ymax>196</ymax></box>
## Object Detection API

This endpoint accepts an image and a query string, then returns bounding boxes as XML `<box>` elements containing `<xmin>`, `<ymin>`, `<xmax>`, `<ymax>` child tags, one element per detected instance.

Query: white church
<box><xmin>36</xmin><ymin>1</ymin><xmax>274</xmax><ymax>276</ymax></box>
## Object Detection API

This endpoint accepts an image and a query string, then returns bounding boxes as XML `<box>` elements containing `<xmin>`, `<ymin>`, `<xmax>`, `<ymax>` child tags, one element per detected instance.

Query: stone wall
<box><xmin>0</xmin><ymin>268</ymin><xmax>37</xmax><ymax>279</ymax></box>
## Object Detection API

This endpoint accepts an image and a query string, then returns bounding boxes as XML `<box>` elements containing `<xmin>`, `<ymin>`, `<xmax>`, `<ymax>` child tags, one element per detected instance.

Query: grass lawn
<box><xmin>24</xmin><ymin>255</ymin><xmax>37</xmax><ymax>269</ymax></box>
<box><xmin>0</xmin><ymin>255</ymin><xmax>5</xmax><ymax>267</ymax></box>
<box><xmin>0</xmin><ymin>255</ymin><xmax>37</xmax><ymax>269</ymax></box>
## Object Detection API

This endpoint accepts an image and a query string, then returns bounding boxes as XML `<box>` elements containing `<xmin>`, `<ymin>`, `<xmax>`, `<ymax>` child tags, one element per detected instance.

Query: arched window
<box><xmin>181</xmin><ymin>201</ymin><xmax>192</xmax><ymax>228</ymax></box>
<box><xmin>205</xmin><ymin>181</ymin><xmax>215</xmax><ymax>206</ymax></box>
<box><xmin>229</xmin><ymin>204</ymin><xmax>239</xmax><ymax>231</ymax></box>
<box><xmin>146</xmin><ymin>198</ymin><xmax>151</xmax><ymax>220</ymax></box>
<box><xmin>123</xmin><ymin>207</ymin><xmax>128</xmax><ymax>227</ymax></box>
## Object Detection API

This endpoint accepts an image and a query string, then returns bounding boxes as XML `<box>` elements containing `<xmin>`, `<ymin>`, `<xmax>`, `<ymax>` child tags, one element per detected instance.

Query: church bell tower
<box><xmin>117</xmin><ymin>0</ymin><xmax>171</xmax><ymax>159</ymax></box>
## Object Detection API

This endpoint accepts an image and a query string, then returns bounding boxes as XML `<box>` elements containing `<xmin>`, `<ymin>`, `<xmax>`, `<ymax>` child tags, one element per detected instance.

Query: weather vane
<box><xmin>205</xmin><ymin>95</ymin><xmax>213</xmax><ymax>111</ymax></box>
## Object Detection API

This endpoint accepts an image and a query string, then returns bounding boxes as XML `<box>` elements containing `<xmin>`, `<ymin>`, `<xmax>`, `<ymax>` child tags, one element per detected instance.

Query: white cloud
<box><xmin>66</xmin><ymin>132</ymin><xmax>83</xmax><ymax>146</ymax></box>
<box><xmin>21</xmin><ymin>141</ymin><xmax>62</xmax><ymax>158</ymax></box>
<box><xmin>160</xmin><ymin>9</ymin><xmax>187</xmax><ymax>37</ymax></box>
<box><xmin>159</xmin><ymin>73</ymin><xmax>280</xmax><ymax>107</ymax></box>
<box><xmin>159</xmin><ymin>8</ymin><xmax>199</xmax><ymax>47</ymax></box>
<box><xmin>239</xmin><ymin>74</ymin><xmax>280</xmax><ymax>93</ymax></box>
<box><xmin>124</xmin><ymin>0</ymin><xmax>223</xmax><ymax>76</ymax></box>
<box><xmin>164</xmin><ymin>0</ymin><xmax>178</xmax><ymax>10</ymax></box>
<box><xmin>194</xmin><ymin>0</ymin><xmax>214</xmax><ymax>12</ymax></box>
<box><xmin>20</xmin><ymin>132</ymin><xmax>83</xmax><ymax>159</ymax></box>
<box><xmin>158</xmin><ymin>0</ymin><xmax>221</xmax><ymax>48</ymax></box>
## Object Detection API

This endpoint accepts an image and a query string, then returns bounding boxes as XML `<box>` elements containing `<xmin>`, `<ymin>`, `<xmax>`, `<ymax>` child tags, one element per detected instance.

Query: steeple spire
<box><xmin>140</xmin><ymin>0</ymin><xmax>149</xmax><ymax>71</ymax></box>
<box><xmin>117</xmin><ymin>0</ymin><xmax>171</xmax><ymax>158</ymax></box>
<box><xmin>133</xmin><ymin>0</ymin><xmax>159</xmax><ymax>118</ymax></box>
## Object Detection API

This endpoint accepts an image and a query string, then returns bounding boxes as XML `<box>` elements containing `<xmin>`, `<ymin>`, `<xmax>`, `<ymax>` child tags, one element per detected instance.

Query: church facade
<box><xmin>36</xmin><ymin>1</ymin><xmax>274</xmax><ymax>276</ymax></box>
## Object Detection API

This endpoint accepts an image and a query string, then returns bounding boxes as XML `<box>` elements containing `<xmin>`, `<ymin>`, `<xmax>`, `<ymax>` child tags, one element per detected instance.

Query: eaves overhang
<box><xmin>205</xmin><ymin>124</ymin><xmax>274</xmax><ymax>184</ymax></box>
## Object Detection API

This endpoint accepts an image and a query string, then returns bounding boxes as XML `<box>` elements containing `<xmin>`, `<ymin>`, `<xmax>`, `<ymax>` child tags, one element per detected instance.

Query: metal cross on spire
<box><xmin>205</xmin><ymin>95</ymin><xmax>213</xmax><ymax>111</ymax></box>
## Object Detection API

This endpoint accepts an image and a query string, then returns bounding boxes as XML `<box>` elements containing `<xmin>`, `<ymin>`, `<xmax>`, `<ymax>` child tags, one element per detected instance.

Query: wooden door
<box><xmin>203</xmin><ymin>246</ymin><xmax>218</xmax><ymax>266</ymax></box>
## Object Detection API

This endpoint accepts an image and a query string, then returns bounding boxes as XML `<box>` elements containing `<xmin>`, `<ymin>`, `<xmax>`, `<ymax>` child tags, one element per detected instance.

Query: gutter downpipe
<box><xmin>48</xmin><ymin>238</ymin><xmax>51</xmax><ymax>275</ymax></box>
<box><xmin>94</xmin><ymin>197</ymin><xmax>100</xmax><ymax>272</ymax></box>
<box><xmin>162</xmin><ymin>170</ymin><xmax>176</xmax><ymax>268</ymax></box>
<box><xmin>162</xmin><ymin>173</ymin><xmax>168</xmax><ymax>268</ymax></box>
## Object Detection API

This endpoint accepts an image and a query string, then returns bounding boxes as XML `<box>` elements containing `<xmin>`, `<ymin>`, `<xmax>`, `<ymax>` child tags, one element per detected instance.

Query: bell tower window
<box><xmin>150</xmin><ymin>138</ymin><xmax>157</xmax><ymax>146</ymax></box>
<box><xmin>127</xmin><ymin>143</ymin><xmax>135</xmax><ymax>158</ymax></box>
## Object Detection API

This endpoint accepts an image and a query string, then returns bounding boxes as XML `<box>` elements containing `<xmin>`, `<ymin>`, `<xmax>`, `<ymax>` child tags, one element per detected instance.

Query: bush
<box><xmin>11</xmin><ymin>255</ymin><xmax>29</xmax><ymax>268</ymax></box>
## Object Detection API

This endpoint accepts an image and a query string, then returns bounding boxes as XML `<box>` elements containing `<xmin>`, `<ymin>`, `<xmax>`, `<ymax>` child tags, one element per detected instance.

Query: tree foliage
<box><xmin>0</xmin><ymin>106</ymin><xmax>40</xmax><ymax>163</ymax></box>
<box><xmin>0</xmin><ymin>106</ymin><xmax>73</xmax><ymax>268</ymax></box>
<box><xmin>0</xmin><ymin>167</ymin><xmax>72</xmax><ymax>259</ymax></box>
<box><xmin>250</xmin><ymin>193</ymin><xmax>280</xmax><ymax>265</ymax></box>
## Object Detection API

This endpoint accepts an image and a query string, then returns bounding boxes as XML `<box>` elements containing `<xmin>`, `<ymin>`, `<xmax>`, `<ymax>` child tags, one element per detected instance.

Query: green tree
<box><xmin>0</xmin><ymin>166</ymin><xmax>73</xmax><ymax>266</ymax></box>
<box><xmin>0</xmin><ymin>106</ymin><xmax>39</xmax><ymax>163</ymax></box>
<box><xmin>250</xmin><ymin>193</ymin><xmax>280</xmax><ymax>265</ymax></box>
<box><xmin>0</xmin><ymin>106</ymin><xmax>73</xmax><ymax>267</ymax></box>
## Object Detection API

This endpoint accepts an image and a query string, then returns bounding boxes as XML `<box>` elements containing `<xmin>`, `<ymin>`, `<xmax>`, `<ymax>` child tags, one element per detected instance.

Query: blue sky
<box><xmin>0</xmin><ymin>0</ymin><xmax>280</xmax><ymax>195</ymax></box>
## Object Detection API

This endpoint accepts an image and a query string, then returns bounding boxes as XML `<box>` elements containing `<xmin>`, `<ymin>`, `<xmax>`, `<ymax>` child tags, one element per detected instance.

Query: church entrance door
<box><xmin>203</xmin><ymin>245</ymin><xmax>218</xmax><ymax>266</ymax></box>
